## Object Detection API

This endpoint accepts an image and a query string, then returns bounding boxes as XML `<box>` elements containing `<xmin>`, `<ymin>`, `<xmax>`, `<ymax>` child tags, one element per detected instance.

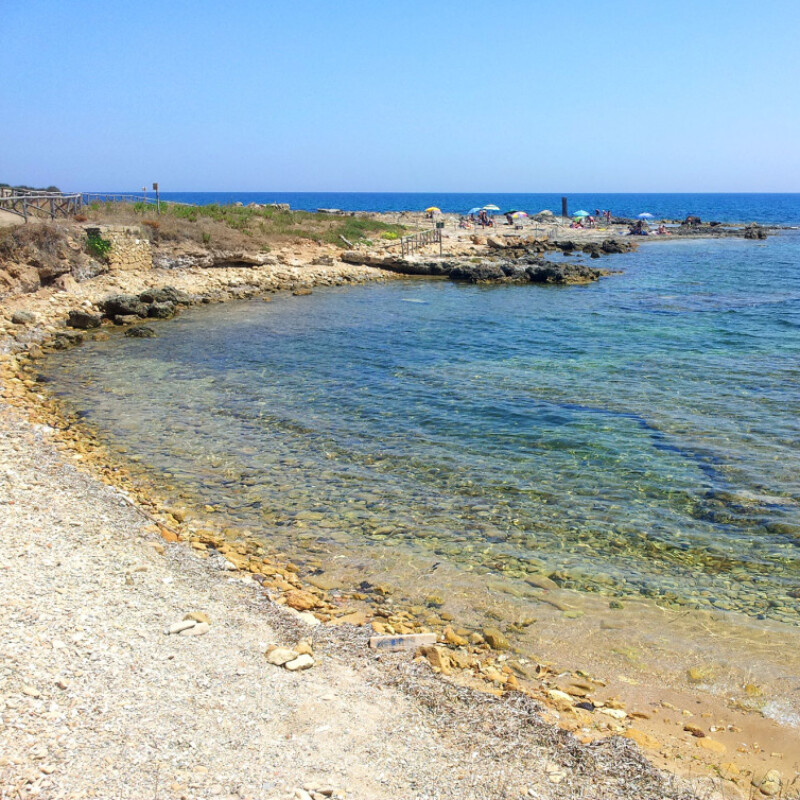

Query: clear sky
<box><xmin>2</xmin><ymin>0</ymin><xmax>798</xmax><ymax>192</ymax></box>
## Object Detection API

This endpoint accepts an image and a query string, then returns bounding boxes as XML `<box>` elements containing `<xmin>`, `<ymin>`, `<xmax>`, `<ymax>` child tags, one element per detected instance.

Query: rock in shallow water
<box><xmin>125</xmin><ymin>326</ymin><xmax>156</xmax><ymax>338</ymax></box>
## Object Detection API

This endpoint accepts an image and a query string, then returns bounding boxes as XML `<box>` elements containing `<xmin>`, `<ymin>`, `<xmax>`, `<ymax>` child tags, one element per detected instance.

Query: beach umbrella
<box><xmin>572</xmin><ymin>210</ymin><xmax>590</xmax><ymax>218</ymax></box>
<box><xmin>425</xmin><ymin>206</ymin><xmax>441</xmax><ymax>213</ymax></box>
<box><xmin>511</xmin><ymin>211</ymin><xmax>528</xmax><ymax>218</ymax></box>
<box><xmin>467</xmin><ymin>207</ymin><xmax>482</xmax><ymax>215</ymax></box>
<box><xmin>637</xmin><ymin>212</ymin><xmax>654</xmax><ymax>219</ymax></box>
<box><xmin>482</xmin><ymin>204</ymin><xmax>500</xmax><ymax>212</ymax></box>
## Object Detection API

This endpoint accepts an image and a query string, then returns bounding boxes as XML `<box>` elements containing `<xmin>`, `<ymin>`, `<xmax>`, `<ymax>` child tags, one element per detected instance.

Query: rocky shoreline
<box><xmin>1</xmin><ymin>221</ymin><xmax>797</xmax><ymax>800</ymax></box>
<box><xmin>340</xmin><ymin>236</ymin><xmax>636</xmax><ymax>285</ymax></box>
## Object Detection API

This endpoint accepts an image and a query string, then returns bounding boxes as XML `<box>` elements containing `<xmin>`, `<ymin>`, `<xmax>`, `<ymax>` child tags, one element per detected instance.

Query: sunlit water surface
<box><xmin>43</xmin><ymin>234</ymin><xmax>800</xmax><ymax>722</ymax></box>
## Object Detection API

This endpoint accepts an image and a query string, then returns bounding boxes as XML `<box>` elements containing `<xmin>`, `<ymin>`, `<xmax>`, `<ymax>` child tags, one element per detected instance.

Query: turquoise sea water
<box><xmin>43</xmin><ymin>234</ymin><xmax>800</xmax><ymax>627</ymax></box>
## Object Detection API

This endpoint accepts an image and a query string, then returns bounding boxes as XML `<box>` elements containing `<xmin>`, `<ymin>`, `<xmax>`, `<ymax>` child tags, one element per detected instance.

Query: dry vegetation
<box><xmin>80</xmin><ymin>200</ymin><xmax>407</xmax><ymax>250</ymax></box>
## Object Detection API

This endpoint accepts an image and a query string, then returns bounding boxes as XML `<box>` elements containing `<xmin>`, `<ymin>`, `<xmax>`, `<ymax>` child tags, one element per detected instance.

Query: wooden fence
<box><xmin>0</xmin><ymin>190</ymin><xmax>83</xmax><ymax>221</ymax></box>
<box><xmin>400</xmin><ymin>227</ymin><xmax>442</xmax><ymax>258</ymax></box>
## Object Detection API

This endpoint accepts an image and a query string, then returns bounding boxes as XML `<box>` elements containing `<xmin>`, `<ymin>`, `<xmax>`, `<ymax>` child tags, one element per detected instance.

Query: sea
<box><xmin>43</xmin><ymin>193</ymin><xmax>800</xmax><ymax>731</ymax></box>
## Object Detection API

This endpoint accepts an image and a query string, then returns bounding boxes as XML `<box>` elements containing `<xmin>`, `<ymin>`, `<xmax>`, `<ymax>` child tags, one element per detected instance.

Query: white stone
<box><xmin>179</xmin><ymin>621</ymin><xmax>210</xmax><ymax>636</ymax></box>
<box><xmin>167</xmin><ymin>619</ymin><xmax>196</xmax><ymax>635</ymax></box>
<box><xmin>266</xmin><ymin>647</ymin><xmax>297</xmax><ymax>666</ymax></box>
<box><xmin>598</xmin><ymin>707</ymin><xmax>627</xmax><ymax>720</ymax></box>
<box><xmin>285</xmin><ymin>654</ymin><xmax>314</xmax><ymax>671</ymax></box>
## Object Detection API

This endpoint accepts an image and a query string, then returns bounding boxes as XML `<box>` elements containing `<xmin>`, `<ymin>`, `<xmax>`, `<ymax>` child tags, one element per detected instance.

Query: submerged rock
<box><xmin>125</xmin><ymin>325</ymin><xmax>156</xmax><ymax>338</ymax></box>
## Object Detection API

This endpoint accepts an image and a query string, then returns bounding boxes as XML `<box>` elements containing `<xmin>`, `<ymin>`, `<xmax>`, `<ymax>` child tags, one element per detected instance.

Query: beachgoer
<box><xmin>506</xmin><ymin>213</ymin><xmax>513</xmax><ymax>226</ymax></box>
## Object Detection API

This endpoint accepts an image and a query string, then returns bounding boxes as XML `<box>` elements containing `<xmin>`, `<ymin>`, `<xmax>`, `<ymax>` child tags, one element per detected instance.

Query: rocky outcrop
<box><xmin>101</xmin><ymin>294</ymin><xmax>149</xmax><ymax>318</ymax></box>
<box><xmin>450</xmin><ymin>260</ymin><xmax>609</xmax><ymax>285</ymax></box>
<box><xmin>99</xmin><ymin>286</ymin><xmax>194</xmax><ymax>324</ymax></box>
<box><xmin>744</xmin><ymin>225</ymin><xmax>767</xmax><ymax>240</ymax></box>
<box><xmin>67</xmin><ymin>310</ymin><xmax>102</xmax><ymax>330</ymax></box>
<box><xmin>340</xmin><ymin>251</ymin><xmax>454</xmax><ymax>276</ymax></box>
<box><xmin>152</xmin><ymin>248</ymin><xmax>279</xmax><ymax>270</ymax></box>
<box><xmin>343</xmin><ymin>244</ymin><xmax>618</xmax><ymax>286</ymax></box>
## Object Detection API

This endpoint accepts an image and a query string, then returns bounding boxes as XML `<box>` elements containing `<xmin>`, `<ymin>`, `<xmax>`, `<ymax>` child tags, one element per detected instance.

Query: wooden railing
<box><xmin>0</xmin><ymin>191</ymin><xmax>83</xmax><ymax>221</ymax></box>
<box><xmin>82</xmin><ymin>193</ymin><xmax>153</xmax><ymax>205</ymax></box>
<box><xmin>400</xmin><ymin>227</ymin><xmax>442</xmax><ymax>258</ymax></box>
<box><xmin>0</xmin><ymin>189</ymin><xmax>191</xmax><ymax>222</ymax></box>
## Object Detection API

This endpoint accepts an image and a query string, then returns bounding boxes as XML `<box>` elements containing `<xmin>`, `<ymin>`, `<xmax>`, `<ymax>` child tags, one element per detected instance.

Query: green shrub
<box><xmin>86</xmin><ymin>231</ymin><xmax>112</xmax><ymax>261</ymax></box>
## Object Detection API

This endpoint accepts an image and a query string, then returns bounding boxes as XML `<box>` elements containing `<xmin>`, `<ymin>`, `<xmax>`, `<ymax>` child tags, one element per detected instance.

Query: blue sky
<box><xmin>2</xmin><ymin>0</ymin><xmax>798</xmax><ymax>192</ymax></box>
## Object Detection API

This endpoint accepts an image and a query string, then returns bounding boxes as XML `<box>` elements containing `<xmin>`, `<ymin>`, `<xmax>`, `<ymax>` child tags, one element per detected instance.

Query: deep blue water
<box><xmin>101</xmin><ymin>192</ymin><xmax>800</xmax><ymax>226</ymax></box>
<box><xmin>43</xmin><ymin>232</ymin><xmax>800</xmax><ymax>625</ymax></box>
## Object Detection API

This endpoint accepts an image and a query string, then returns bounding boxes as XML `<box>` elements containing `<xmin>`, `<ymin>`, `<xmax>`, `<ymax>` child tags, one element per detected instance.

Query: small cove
<box><xmin>41</xmin><ymin>234</ymin><xmax>800</xmax><ymax>748</ymax></box>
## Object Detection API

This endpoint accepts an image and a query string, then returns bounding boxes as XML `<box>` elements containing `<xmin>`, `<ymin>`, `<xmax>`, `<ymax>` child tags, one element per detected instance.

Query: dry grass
<box><xmin>80</xmin><ymin>200</ymin><xmax>407</xmax><ymax>251</ymax></box>
<box><xmin>0</xmin><ymin>223</ymin><xmax>82</xmax><ymax>272</ymax></box>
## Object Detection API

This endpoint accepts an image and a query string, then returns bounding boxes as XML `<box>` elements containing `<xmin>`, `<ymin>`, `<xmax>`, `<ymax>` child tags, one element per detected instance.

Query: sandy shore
<box><xmin>0</xmin><ymin>230</ymin><xmax>796</xmax><ymax>800</ymax></box>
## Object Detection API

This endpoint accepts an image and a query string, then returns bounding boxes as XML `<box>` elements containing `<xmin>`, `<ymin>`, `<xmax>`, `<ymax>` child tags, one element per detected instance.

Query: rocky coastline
<box><xmin>1</xmin><ymin>216</ymin><xmax>796</xmax><ymax>800</ymax></box>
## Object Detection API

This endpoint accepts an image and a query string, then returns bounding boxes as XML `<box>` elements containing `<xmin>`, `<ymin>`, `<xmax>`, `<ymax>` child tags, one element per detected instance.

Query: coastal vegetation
<box><xmin>79</xmin><ymin>200</ymin><xmax>407</xmax><ymax>249</ymax></box>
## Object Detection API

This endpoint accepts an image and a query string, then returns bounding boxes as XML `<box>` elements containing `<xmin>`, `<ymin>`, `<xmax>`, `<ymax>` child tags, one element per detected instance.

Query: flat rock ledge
<box><xmin>342</xmin><ymin>248</ymin><xmax>620</xmax><ymax>285</ymax></box>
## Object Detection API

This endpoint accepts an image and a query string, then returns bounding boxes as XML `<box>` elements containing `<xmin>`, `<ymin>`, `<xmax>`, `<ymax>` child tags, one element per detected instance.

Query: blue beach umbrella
<box><xmin>467</xmin><ymin>207</ymin><xmax>482</xmax><ymax>215</ymax></box>
<box><xmin>572</xmin><ymin>210</ymin><xmax>590</xmax><ymax>218</ymax></box>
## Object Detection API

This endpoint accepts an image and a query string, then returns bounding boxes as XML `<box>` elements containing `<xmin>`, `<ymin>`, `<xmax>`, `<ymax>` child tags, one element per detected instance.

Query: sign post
<box><xmin>153</xmin><ymin>182</ymin><xmax>160</xmax><ymax>214</ymax></box>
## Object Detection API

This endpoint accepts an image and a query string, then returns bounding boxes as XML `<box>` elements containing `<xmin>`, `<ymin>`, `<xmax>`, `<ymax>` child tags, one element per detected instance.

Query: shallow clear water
<box><xmin>44</xmin><ymin>235</ymin><xmax>800</xmax><ymax>626</ymax></box>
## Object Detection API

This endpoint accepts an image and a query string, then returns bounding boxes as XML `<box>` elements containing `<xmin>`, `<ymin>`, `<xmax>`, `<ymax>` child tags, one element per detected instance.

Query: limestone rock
<box><xmin>753</xmin><ymin>770</ymin><xmax>782</xmax><ymax>796</ymax></box>
<box><xmin>53</xmin><ymin>273</ymin><xmax>79</xmax><ymax>292</ymax></box>
<box><xmin>443</xmin><ymin>626</ymin><xmax>468</xmax><ymax>647</ymax></box>
<box><xmin>546</xmin><ymin>689</ymin><xmax>574</xmax><ymax>713</ymax></box>
<box><xmin>421</xmin><ymin>645</ymin><xmax>452</xmax><ymax>675</ymax></box>
<box><xmin>624</xmin><ymin>728</ymin><xmax>660</xmax><ymax>749</ymax></box>
<box><xmin>482</xmin><ymin>627</ymin><xmax>510</xmax><ymax>650</ymax></box>
<box><xmin>697</xmin><ymin>737</ymin><xmax>726</xmax><ymax>754</ymax></box>
<box><xmin>11</xmin><ymin>310</ymin><xmax>37</xmax><ymax>325</ymax></box>
<box><xmin>183</xmin><ymin>612</ymin><xmax>210</xmax><ymax>624</ymax></box>
<box><xmin>167</xmin><ymin>620</ymin><xmax>196</xmax><ymax>635</ymax></box>
<box><xmin>285</xmin><ymin>654</ymin><xmax>314</xmax><ymax>671</ymax></box>
<box><xmin>719</xmin><ymin>763</ymin><xmax>740</xmax><ymax>781</ymax></box>
<box><xmin>284</xmin><ymin>589</ymin><xmax>318</xmax><ymax>611</ymax></box>
<box><xmin>179</xmin><ymin>621</ymin><xmax>209</xmax><ymax>636</ymax></box>
<box><xmin>266</xmin><ymin>647</ymin><xmax>298</xmax><ymax>666</ymax></box>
